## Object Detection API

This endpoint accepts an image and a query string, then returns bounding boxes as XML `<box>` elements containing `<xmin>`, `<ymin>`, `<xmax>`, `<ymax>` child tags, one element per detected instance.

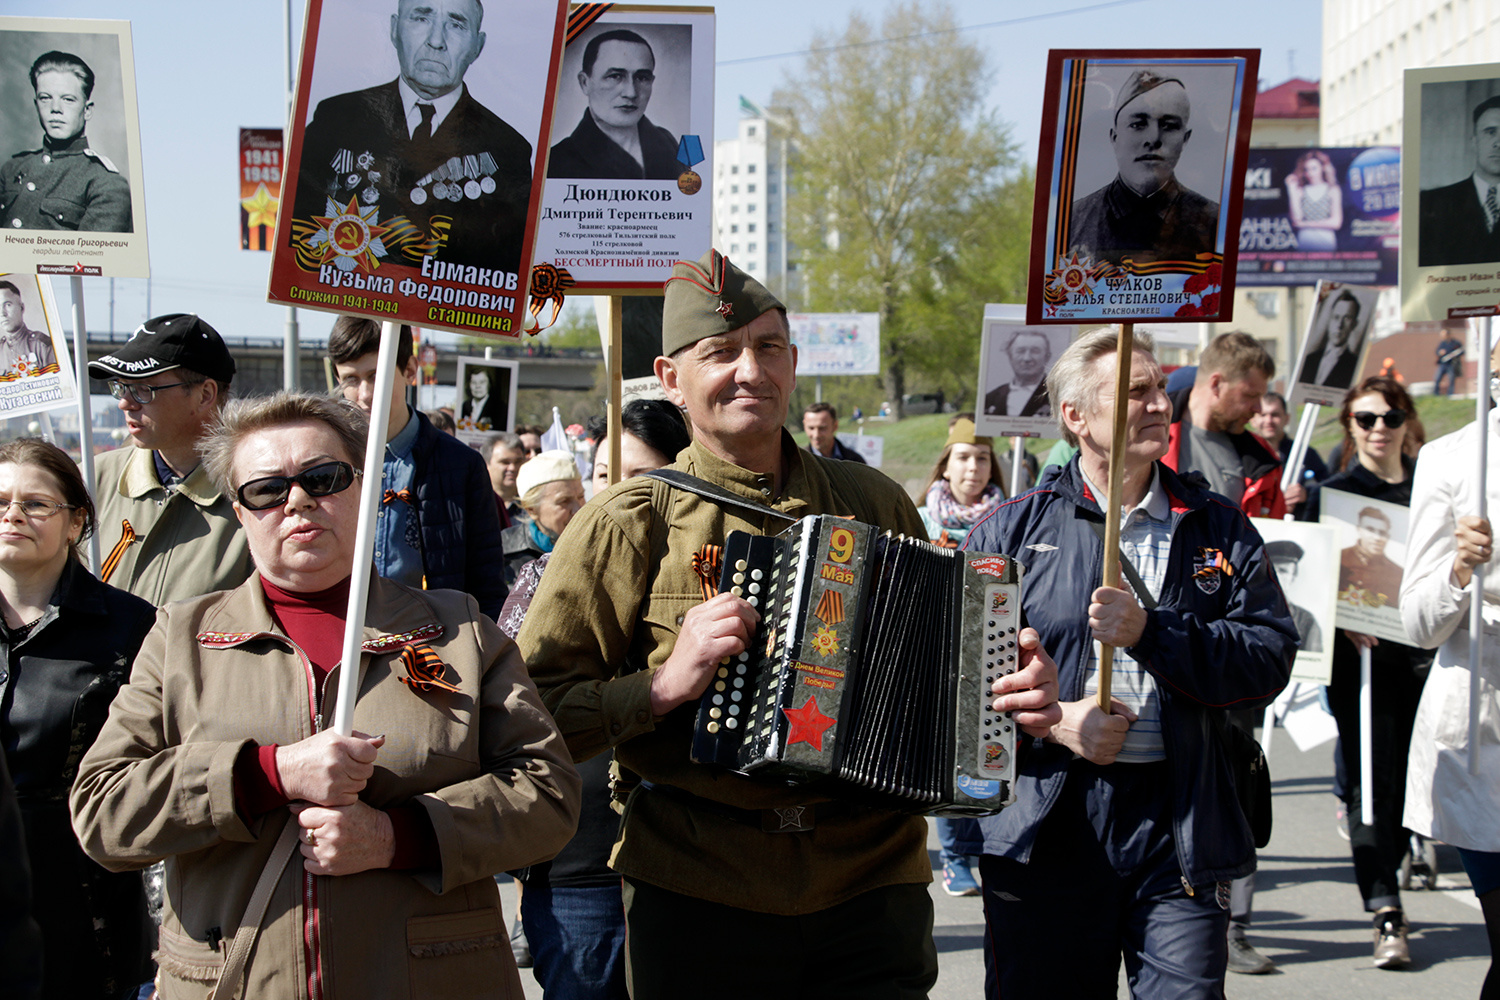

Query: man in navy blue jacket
<box><xmin>965</xmin><ymin>327</ymin><xmax>1296</xmax><ymax>999</ymax></box>
<box><xmin>329</xmin><ymin>317</ymin><xmax>506</xmax><ymax>619</ymax></box>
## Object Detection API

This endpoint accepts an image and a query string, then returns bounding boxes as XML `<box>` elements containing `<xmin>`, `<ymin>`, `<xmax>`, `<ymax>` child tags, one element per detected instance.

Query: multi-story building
<box><xmin>712</xmin><ymin>103</ymin><xmax>797</xmax><ymax>302</ymax></box>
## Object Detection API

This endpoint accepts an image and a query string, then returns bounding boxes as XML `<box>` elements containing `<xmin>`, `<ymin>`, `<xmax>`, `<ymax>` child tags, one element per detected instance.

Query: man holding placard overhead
<box><xmin>518</xmin><ymin>249</ymin><xmax>1061</xmax><ymax>998</ymax></box>
<box><xmin>965</xmin><ymin>328</ymin><xmax>1295</xmax><ymax>998</ymax></box>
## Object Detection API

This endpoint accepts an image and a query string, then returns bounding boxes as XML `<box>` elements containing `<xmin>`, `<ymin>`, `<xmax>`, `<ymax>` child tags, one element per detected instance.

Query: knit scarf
<box><xmin>925</xmin><ymin>479</ymin><xmax>1003</xmax><ymax>531</ymax></box>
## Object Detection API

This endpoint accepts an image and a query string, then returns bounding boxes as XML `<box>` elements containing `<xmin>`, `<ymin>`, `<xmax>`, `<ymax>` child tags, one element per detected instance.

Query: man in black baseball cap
<box><xmin>88</xmin><ymin>313</ymin><xmax>251</xmax><ymax>605</ymax></box>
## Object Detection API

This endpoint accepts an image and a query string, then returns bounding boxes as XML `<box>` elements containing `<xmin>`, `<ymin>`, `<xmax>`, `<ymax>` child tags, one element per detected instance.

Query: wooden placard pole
<box><xmin>330</xmin><ymin>320</ymin><xmax>400</xmax><ymax>737</ymax></box>
<box><xmin>1096</xmin><ymin>322</ymin><xmax>1135</xmax><ymax>713</ymax></box>
<box><xmin>607</xmin><ymin>295</ymin><xmax>623</xmax><ymax>487</ymax></box>
<box><xmin>69</xmin><ymin>276</ymin><xmax>100</xmax><ymax>574</ymax></box>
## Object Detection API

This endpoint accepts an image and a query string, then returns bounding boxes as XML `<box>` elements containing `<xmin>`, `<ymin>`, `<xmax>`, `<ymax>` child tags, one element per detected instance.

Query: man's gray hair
<box><xmin>1046</xmin><ymin>327</ymin><xmax>1157</xmax><ymax>449</ymax></box>
<box><xmin>199</xmin><ymin>391</ymin><xmax>368</xmax><ymax>497</ymax></box>
<box><xmin>480</xmin><ymin>431</ymin><xmax>522</xmax><ymax>463</ymax></box>
<box><xmin>1006</xmin><ymin>328</ymin><xmax>1052</xmax><ymax>360</ymax></box>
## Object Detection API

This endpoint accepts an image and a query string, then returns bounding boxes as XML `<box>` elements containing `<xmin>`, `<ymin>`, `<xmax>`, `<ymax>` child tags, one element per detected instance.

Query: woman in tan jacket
<box><xmin>71</xmin><ymin>392</ymin><xmax>580</xmax><ymax>1000</ymax></box>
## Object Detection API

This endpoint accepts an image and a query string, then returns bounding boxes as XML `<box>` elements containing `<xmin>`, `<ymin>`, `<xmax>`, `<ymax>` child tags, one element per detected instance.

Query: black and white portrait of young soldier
<box><xmin>291</xmin><ymin>0</ymin><xmax>549</xmax><ymax>274</ymax></box>
<box><xmin>547</xmin><ymin>22</ymin><xmax>691</xmax><ymax>181</ymax></box>
<box><xmin>0</xmin><ymin>43</ymin><xmax>131</xmax><ymax>233</ymax></box>
<box><xmin>1067</xmin><ymin>63</ymin><xmax>1235</xmax><ymax>267</ymax></box>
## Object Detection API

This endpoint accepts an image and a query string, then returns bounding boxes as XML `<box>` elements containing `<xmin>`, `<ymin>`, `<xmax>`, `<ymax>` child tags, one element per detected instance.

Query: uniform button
<box><xmin>9</xmin><ymin>220</ymin><xmax>19</xmax><ymax>228</ymax></box>
<box><xmin>635</xmin><ymin>710</ymin><xmax>649</xmax><ymax>724</ymax></box>
<box><xmin>25</xmin><ymin>182</ymin><xmax>34</xmax><ymax>191</ymax></box>
<box><xmin>41</xmin><ymin>155</ymin><xmax>50</xmax><ymax>163</ymax></box>
<box><xmin>760</xmin><ymin>488</ymin><xmax>771</xmax><ymax>496</ymax></box>
<box><xmin>610</xmin><ymin>721</ymin><xmax>622</xmax><ymax>735</ymax></box>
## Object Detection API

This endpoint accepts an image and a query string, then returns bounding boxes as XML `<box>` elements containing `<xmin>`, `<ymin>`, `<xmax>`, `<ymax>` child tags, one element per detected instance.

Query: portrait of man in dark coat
<box><xmin>547</xmin><ymin>28</ymin><xmax>680</xmax><ymax>180</ymax></box>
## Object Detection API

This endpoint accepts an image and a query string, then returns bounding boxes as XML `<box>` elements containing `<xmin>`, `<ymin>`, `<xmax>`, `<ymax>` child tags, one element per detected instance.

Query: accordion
<box><xmin>690</xmin><ymin>514</ymin><xmax>1022</xmax><ymax>816</ymax></box>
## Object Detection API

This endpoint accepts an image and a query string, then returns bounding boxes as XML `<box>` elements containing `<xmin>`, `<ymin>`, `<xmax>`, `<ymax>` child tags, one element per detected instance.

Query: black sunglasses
<box><xmin>236</xmin><ymin>461</ymin><xmax>360</xmax><ymax>510</ymax></box>
<box><xmin>1351</xmin><ymin>409</ymin><xmax>1408</xmax><ymax>431</ymax></box>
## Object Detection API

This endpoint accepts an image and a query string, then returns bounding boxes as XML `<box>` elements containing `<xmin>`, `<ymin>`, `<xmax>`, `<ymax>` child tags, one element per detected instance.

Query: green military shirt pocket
<box><xmin>39</xmin><ymin>197</ymin><xmax>85</xmax><ymax>229</ymax></box>
<box><xmin>636</xmin><ymin>592</ymin><xmax>702</xmax><ymax>675</ymax></box>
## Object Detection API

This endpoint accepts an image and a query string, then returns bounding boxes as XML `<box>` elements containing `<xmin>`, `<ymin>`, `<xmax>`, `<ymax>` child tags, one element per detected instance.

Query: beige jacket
<box><xmin>71</xmin><ymin>575</ymin><xmax>581</xmax><ymax>1000</ymax></box>
<box><xmin>93</xmin><ymin>445</ymin><xmax>254</xmax><ymax>605</ymax></box>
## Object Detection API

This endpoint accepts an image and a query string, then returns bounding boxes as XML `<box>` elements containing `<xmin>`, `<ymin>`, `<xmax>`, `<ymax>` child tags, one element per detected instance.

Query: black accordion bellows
<box><xmin>691</xmin><ymin>514</ymin><xmax>1022</xmax><ymax>816</ymax></box>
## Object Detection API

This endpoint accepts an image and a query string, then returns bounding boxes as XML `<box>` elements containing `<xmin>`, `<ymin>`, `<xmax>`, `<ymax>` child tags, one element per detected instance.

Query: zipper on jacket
<box><xmin>1180</xmin><ymin>876</ymin><xmax>1194</xmax><ymax>897</ymax></box>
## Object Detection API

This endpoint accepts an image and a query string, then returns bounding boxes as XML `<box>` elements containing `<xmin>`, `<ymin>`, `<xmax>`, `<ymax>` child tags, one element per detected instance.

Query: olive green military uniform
<box><xmin>516</xmin><ymin>434</ymin><xmax>932</xmax><ymax>914</ymax></box>
<box><xmin>94</xmin><ymin>446</ymin><xmax>253</xmax><ymax>607</ymax></box>
<box><xmin>1</xmin><ymin>133</ymin><xmax>132</xmax><ymax>232</ymax></box>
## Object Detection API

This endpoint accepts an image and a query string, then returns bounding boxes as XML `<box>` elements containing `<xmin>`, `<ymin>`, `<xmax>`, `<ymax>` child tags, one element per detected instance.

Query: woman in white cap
<box><xmin>501</xmin><ymin>451</ymin><xmax>585</xmax><ymax>586</ymax></box>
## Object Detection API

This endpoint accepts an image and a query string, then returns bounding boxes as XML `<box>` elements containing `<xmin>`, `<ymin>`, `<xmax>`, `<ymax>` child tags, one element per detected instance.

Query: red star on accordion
<box><xmin>716</xmin><ymin>299</ymin><xmax>734</xmax><ymax>319</ymax></box>
<box><xmin>782</xmin><ymin>695</ymin><xmax>837</xmax><ymax>752</ymax></box>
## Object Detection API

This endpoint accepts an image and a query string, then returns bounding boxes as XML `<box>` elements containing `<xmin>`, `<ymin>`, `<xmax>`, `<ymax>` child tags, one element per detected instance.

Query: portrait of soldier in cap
<box><xmin>291</xmin><ymin>0</ymin><xmax>534</xmax><ymax>274</ymax></box>
<box><xmin>1266</xmin><ymin>539</ymin><xmax>1324</xmax><ymax>654</ymax></box>
<box><xmin>547</xmin><ymin>28</ymin><xmax>681</xmax><ymax>181</ymax></box>
<box><xmin>0</xmin><ymin>50</ymin><xmax>132</xmax><ymax>233</ymax></box>
<box><xmin>0</xmin><ymin>280</ymin><xmax>57</xmax><ymax>378</ymax></box>
<box><xmin>1068</xmin><ymin>67</ymin><xmax>1220</xmax><ymax>266</ymax></box>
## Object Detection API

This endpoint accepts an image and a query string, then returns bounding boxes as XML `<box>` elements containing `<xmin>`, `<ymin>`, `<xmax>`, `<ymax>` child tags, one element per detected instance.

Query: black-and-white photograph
<box><xmin>547</xmin><ymin>21</ymin><xmax>692</xmax><ymax>181</ymax></box>
<box><xmin>1253</xmin><ymin>517</ymin><xmax>1339</xmax><ymax>684</ymax></box>
<box><xmin>974</xmin><ymin>310</ymin><xmax>1073</xmax><ymax>438</ymax></box>
<box><xmin>1288</xmin><ymin>281</ymin><xmax>1379</xmax><ymax>409</ymax></box>
<box><xmin>1320</xmin><ymin>488</ymin><xmax>1413</xmax><ymax>645</ymax></box>
<box><xmin>0</xmin><ymin>273</ymin><xmax>77</xmax><ymax>417</ymax></box>
<box><xmin>454</xmin><ymin>357</ymin><xmax>517</xmax><ymax>443</ymax></box>
<box><xmin>1415</xmin><ymin>75</ymin><xmax>1500</xmax><ymax>268</ymax></box>
<box><xmin>1065</xmin><ymin>60</ymin><xmax>1238</xmax><ymax>267</ymax></box>
<box><xmin>285</xmin><ymin>0</ymin><xmax>563</xmax><ymax>278</ymax></box>
<box><xmin>0</xmin><ymin>27</ymin><xmax>132</xmax><ymax>234</ymax></box>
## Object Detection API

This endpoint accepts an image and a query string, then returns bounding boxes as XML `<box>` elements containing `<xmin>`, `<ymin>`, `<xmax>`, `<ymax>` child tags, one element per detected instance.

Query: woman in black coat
<box><xmin>0</xmin><ymin>439</ymin><xmax>157</xmax><ymax>998</ymax></box>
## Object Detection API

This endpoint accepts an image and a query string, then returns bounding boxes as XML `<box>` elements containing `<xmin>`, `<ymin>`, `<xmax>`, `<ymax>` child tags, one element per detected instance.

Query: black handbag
<box><xmin>1089</xmin><ymin>518</ymin><xmax>1273</xmax><ymax>849</ymax></box>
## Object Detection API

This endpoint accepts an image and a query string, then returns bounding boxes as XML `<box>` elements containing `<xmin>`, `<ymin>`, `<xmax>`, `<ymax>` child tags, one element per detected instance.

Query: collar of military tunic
<box><xmin>1104</xmin><ymin>173</ymin><xmax>1185</xmax><ymax>218</ymax></box>
<box><xmin>40</xmin><ymin>132</ymin><xmax>91</xmax><ymax>156</ymax></box>
<box><xmin>679</xmin><ymin>431</ymin><xmax>813</xmax><ymax>518</ymax></box>
<box><xmin>197</xmin><ymin>572</ymin><xmax>446</xmax><ymax>652</ymax></box>
<box><xmin>118</xmin><ymin>443</ymin><xmax>224</xmax><ymax>507</ymax></box>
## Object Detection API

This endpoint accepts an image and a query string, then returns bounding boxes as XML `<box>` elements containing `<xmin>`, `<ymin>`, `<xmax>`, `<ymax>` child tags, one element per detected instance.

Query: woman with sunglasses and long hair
<box><xmin>0</xmin><ymin>438</ymin><xmax>158</xmax><ymax>999</ymax></box>
<box><xmin>1300</xmin><ymin>376</ymin><xmax>1432</xmax><ymax>970</ymax></box>
<box><xmin>72</xmin><ymin>393</ymin><xmax>580</xmax><ymax>1000</ymax></box>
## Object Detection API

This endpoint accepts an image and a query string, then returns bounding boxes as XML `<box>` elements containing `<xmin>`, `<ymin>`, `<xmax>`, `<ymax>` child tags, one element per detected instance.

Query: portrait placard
<box><xmin>269</xmin><ymin>0</ymin><xmax>568</xmax><ymax>338</ymax></box>
<box><xmin>1320</xmin><ymin>488</ymin><xmax>1414</xmax><ymax>645</ymax></box>
<box><xmin>1237</xmin><ymin>146</ymin><xmax>1401</xmax><ymax>288</ymax></box>
<box><xmin>1026</xmin><ymin>49</ymin><xmax>1258</xmax><ymax>325</ymax></box>
<box><xmin>532</xmin><ymin>5</ymin><xmax>714</xmax><ymax>292</ymax></box>
<box><xmin>0</xmin><ymin>274</ymin><xmax>77</xmax><ymax>418</ymax></box>
<box><xmin>1401</xmin><ymin>62</ymin><xmax>1500</xmax><ymax>322</ymax></box>
<box><xmin>1286</xmin><ymin>280</ymin><xmax>1379</xmax><ymax>410</ymax></box>
<box><xmin>974</xmin><ymin>304</ymin><xmax>1074</xmax><ymax>438</ymax></box>
<box><xmin>1252</xmin><ymin>517</ymin><xmax>1340</xmax><ymax>684</ymax></box>
<box><xmin>0</xmin><ymin>17</ymin><xmax>149</xmax><ymax>278</ymax></box>
<box><xmin>790</xmin><ymin>312</ymin><xmax>880</xmax><ymax>377</ymax></box>
<box><xmin>240</xmin><ymin>128</ymin><xmax>284</xmax><ymax>251</ymax></box>
<box><xmin>453</xmin><ymin>356</ymin><xmax>518</xmax><ymax>447</ymax></box>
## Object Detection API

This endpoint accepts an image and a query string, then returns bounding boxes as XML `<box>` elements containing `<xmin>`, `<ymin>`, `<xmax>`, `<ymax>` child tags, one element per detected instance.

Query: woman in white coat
<box><xmin>1401</xmin><ymin>346</ymin><xmax>1500</xmax><ymax>1000</ymax></box>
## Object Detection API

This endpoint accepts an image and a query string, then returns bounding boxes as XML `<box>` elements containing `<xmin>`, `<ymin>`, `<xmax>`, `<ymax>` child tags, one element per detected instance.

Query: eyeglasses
<box><xmin>0</xmin><ymin>497</ymin><xmax>77</xmax><ymax>518</ymax></box>
<box><xmin>1351</xmin><ymin>409</ymin><xmax>1407</xmax><ymax>431</ymax></box>
<box><xmin>236</xmin><ymin>461</ymin><xmax>360</xmax><ymax>511</ymax></box>
<box><xmin>106</xmin><ymin>379</ymin><xmax>197</xmax><ymax>405</ymax></box>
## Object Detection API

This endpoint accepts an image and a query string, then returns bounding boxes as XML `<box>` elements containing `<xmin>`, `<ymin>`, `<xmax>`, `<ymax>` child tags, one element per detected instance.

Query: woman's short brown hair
<box><xmin>0</xmin><ymin>438</ymin><xmax>96</xmax><ymax>558</ymax></box>
<box><xmin>199</xmin><ymin>391</ymin><xmax>368</xmax><ymax>497</ymax></box>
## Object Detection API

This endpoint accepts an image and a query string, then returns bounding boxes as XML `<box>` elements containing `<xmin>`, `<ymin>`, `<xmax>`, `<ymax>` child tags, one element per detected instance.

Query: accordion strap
<box><xmin>640</xmin><ymin>469</ymin><xmax>798</xmax><ymax>523</ymax></box>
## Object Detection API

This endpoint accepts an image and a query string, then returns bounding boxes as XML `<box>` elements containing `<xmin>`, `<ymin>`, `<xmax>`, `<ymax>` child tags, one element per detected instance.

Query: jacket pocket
<box><xmin>407</xmin><ymin>907</ymin><xmax>512</xmax><ymax>999</ymax></box>
<box><xmin>155</xmin><ymin>923</ymin><xmax>224</xmax><ymax>986</ymax></box>
<box><xmin>39</xmin><ymin>196</ymin><xmax>85</xmax><ymax>229</ymax></box>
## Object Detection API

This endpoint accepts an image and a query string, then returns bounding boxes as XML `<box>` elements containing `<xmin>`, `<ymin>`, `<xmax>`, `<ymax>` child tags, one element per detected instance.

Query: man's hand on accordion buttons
<box><xmin>1050</xmin><ymin>698</ymin><xmax>1138</xmax><ymax>765</ymax></box>
<box><xmin>991</xmin><ymin>627</ymin><xmax>1063</xmax><ymax>738</ymax></box>
<box><xmin>1089</xmin><ymin>585</ymin><xmax>1147</xmax><ymax>648</ymax></box>
<box><xmin>651</xmin><ymin>592</ymin><xmax>761</xmax><ymax>716</ymax></box>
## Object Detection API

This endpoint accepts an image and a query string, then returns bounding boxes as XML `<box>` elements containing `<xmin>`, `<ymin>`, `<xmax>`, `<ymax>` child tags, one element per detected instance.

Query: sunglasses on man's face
<box><xmin>236</xmin><ymin>461</ymin><xmax>360</xmax><ymax>511</ymax></box>
<box><xmin>1351</xmin><ymin>409</ymin><xmax>1408</xmax><ymax>431</ymax></box>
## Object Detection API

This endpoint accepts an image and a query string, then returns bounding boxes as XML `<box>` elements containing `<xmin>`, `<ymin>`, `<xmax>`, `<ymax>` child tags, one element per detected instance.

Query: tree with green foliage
<box><xmin>772</xmin><ymin>1</ymin><xmax>1027</xmax><ymax>419</ymax></box>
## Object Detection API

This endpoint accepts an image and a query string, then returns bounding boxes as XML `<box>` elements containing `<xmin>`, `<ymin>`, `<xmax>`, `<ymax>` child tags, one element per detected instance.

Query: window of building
<box><xmin>747</xmin><ymin>203</ymin><xmax>757</xmax><ymax>213</ymax></box>
<box><xmin>730</xmin><ymin>224</ymin><xmax>739</xmax><ymax>234</ymax></box>
<box><xmin>747</xmin><ymin>260</ymin><xmax>757</xmax><ymax>270</ymax></box>
<box><xmin>748</xmin><ymin>243</ymin><xmax>758</xmax><ymax>253</ymax></box>
<box><xmin>730</xmin><ymin>204</ymin><xmax>738</xmax><ymax>213</ymax></box>
<box><xmin>769</xmin><ymin>183</ymin><xmax>778</xmax><ymax>194</ymax></box>
<box><xmin>767</xmin><ymin>222</ymin><xmax>775</xmax><ymax>233</ymax></box>
<box><xmin>748</xmin><ymin>184</ymin><xmax>756</xmax><ymax>194</ymax></box>
<box><xmin>731</xmin><ymin>243</ymin><xmax>740</xmax><ymax>253</ymax></box>
<box><xmin>730</xmin><ymin>184</ymin><xmax>738</xmax><ymax>194</ymax></box>
<box><xmin>747</xmin><ymin>126</ymin><xmax>757</xmax><ymax>137</ymax></box>
<box><xmin>748</xmin><ymin>164</ymin><xmax>757</xmax><ymax>173</ymax></box>
<box><xmin>731</xmin><ymin>165</ymin><xmax>738</xmax><ymax>174</ymax></box>
<box><xmin>747</xmin><ymin>223</ymin><xmax>756</xmax><ymax>233</ymax></box>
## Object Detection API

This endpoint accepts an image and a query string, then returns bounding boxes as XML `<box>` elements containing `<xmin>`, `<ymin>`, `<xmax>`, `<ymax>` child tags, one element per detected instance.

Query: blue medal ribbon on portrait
<box><xmin>677</xmin><ymin>135</ymin><xmax>705</xmax><ymax>170</ymax></box>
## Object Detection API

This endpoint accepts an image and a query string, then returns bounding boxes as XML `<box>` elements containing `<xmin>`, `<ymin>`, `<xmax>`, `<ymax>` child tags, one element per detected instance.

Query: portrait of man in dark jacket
<box><xmin>548</xmin><ymin>28</ymin><xmax>681</xmax><ymax>180</ymax></box>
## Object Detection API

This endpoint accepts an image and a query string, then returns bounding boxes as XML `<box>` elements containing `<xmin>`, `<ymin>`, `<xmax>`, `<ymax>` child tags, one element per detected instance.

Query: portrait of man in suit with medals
<box><xmin>291</xmin><ymin>0</ymin><xmax>535</xmax><ymax>275</ymax></box>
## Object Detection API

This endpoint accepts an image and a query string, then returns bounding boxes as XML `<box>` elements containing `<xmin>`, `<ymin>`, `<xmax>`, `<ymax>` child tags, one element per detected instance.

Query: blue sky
<box><xmin>22</xmin><ymin>0</ymin><xmax>1322</xmax><ymax>347</ymax></box>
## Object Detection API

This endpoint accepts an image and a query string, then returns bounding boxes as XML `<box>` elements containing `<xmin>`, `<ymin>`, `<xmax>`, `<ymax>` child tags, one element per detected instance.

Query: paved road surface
<box><xmin>503</xmin><ymin>725</ymin><xmax>1490</xmax><ymax>997</ymax></box>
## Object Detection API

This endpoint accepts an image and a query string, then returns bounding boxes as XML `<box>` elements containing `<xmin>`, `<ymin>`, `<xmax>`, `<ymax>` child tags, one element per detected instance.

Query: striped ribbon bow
<box><xmin>383</xmin><ymin>489</ymin><xmax>415</xmax><ymax>507</ymax></box>
<box><xmin>398</xmin><ymin>643</ymin><xmax>460</xmax><ymax>694</ymax></box>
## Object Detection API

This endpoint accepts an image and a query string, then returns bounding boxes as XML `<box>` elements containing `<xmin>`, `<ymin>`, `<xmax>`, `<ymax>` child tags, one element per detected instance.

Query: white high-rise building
<box><xmin>1323</xmin><ymin>0</ymin><xmax>1500</xmax><ymax>146</ymax></box>
<box><xmin>712</xmin><ymin>104</ymin><xmax>797</xmax><ymax>302</ymax></box>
